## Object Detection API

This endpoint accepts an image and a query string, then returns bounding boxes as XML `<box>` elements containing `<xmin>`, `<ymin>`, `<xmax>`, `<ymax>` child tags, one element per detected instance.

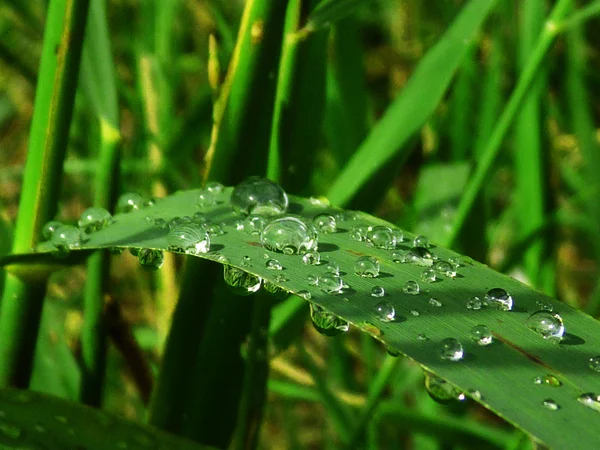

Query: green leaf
<box><xmin>0</xmin><ymin>388</ymin><xmax>216</xmax><ymax>449</ymax></box>
<box><xmin>8</xmin><ymin>186</ymin><xmax>600</xmax><ymax>449</ymax></box>
<box><xmin>303</xmin><ymin>0</ymin><xmax>367</xmax><ymax>32</ymax></box>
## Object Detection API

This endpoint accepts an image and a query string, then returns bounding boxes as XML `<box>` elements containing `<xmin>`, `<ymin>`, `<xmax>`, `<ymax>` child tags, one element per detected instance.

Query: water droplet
<box><xmin>428</xmin><ymin>298</ymin><xmax>442</xmax><ymax>307</ymax></box>
<box><xmin>533</xmin><ymin>376</ymin><xmax>543</xmax><ymax>385</ymax></box>
<box><xmin>350</xmin><ymin>225</ymin><xmax>368</xmax><ymax>242</ymax></box>
<box><xmin>468</xmin><ymin>389</ymin><xmax>483</xmax><ymax>400</ymax></box>
<box><xmin>336</xmin><ymin>210</ymin><xmax>360</xmax><ymax>222</ymax></box>
<box><xmin>264</xmin><ymin>281</ymin><xmax>289</xmax><ymax>300</ymax></box>
<box><xmin>205</xmin><ymin>222</ymin><xmax>225</xmax><ymax>236</ymax></box>
<box><xmin>375</xmin><ymin>301</ymin><xmax>395</xmax><ymax>322</ymax></box>
<box><xmin>42</xmin><ymin>220</ymin><xmax>62</xmax><ymax>240</ymax></box>
<box><xmin>274</xmin><ymin>274</ymin><xmax>288</xmax><ymax>283</ymax></box>
<box><xmin>526</xmin><ymin>311</ymin><xmax>565</xmax><ymax>341</ymax></box>
<box><xmin>235</xmin><ymin>220</ymin><xmax>244</xmax><ymax>231</ymax></box>
<box><xmin>309</xmin><ymin>303</ymin><xmax>349</xmax><ymax>336</ymax></box>
<box><xmin>205</xmin><ymin>181</ymin><xmax>224</xmax><ymax>194</ymax></box>
<box><xmin>386</xmin><ymin>347</ymin><xmax>402</xmax><ymax>357</ymax></box>
<box><xmin>470</xmin><ymin>325</ymin><xmax>493</xmax><ymax>346</ymax></box>
<box><xmin>138</xmin><ymin>249</ymin><xmax>164</xmax><ymax>270</ymax></box>
<box><xmin>448</xmin><ymin>257</ymin><xmax>462</xmax><ymax>269</ymax></box>
<box><xmin>589</xmin><ymin>356</ymin><xmax>600</xmax><ymax>373</ymax></box>
<box><xmin>167</xmin><ymin>226</ymin><xmax>210</xmax><ymax>255</ymax></box>
<box><xmin>309</xmin><ymin>196</ymin><xmax>330</xmax><ymax>207</ymax></box>
<box><xmin>153</xmin><ymin>218</ymin><xmax>169</xmax><ymax>230</ymax></box>
<box><xmin>78</xmin><ymin>207</ymin><xmax>112</xmax><ymax>233</ymax></box>
<box><xmin>542</xmin><ymin>399</ymin><xmax>559</xmax><ymax>411</ymax></box>
<box><xmin>50</xmin><ymin>225</ymin><xmax>81</xmax><ymax>256</ymax></box>
<box><xmin>417</xmin><ymin>333</ymin><xmax>429</xmax><ymax>341</ymax></box>
<box><xmin>421</xmin><ymin>269</ymin><xmax>436</xmax><ymax>283</ymax></box>
<box><xmin>410</xmin><ymin>309</ymin><xmax>420</xmax><ymax>316</ymax></box>
<box><xmin>536</xmin><ymin>298</ymin><xmax>554</xmax><ymax>311</ymax></box>
<box><xmin>197</xmin><ymin>189</ymin><xmax>216</xmax><ymax>208</ymax></box>
<box><xmin>0</xmin><ymin>419</ymin><xmax>22</xmax><ymax>439</ymax></box>
<box><xmin>242</xmin><ymin>255</ymin><xmax>252</xmax><ymax>267</ymax></box>
<box><xmin>223</xmin><ymin>265</ymin><xmax>262</xmax><ymax>295</ymax></box>
<box><xmin>230</xmin><ymin>176</ymin><xmax>288</xmax><ymax>216</ymax></box>
<box><xmin>313</xmin><ymin>214</ymin><xmax>337</xmax><ymax>233</ymax></box>
<box><xmin>440</xmin><ymin>338</ymin><xmax>464</xmax><ymax>361</ymax></box>
<box><xmin>434</xmin><ymin>260</ymin><xmax>456</xmax><ymax>278</ymax></box>
<box><xmin>193</xmin><ymin>212</ymin><xmax>207</xmax><ymax>225</ymax></box>
<box><xmin>542</xmin><ymin>374</ymin><xmax>561</xmax><ymax>387</ymax></box>
<box><xmin>407</xmin><ymin>247</ymin><xmax>435</xmax><ymax>266</ymax></box>
<box><xmin>243</xmin><ymin>214</ymin><xmax>267</xmax><ymax>235</ymax></box>
<box><xmin>424</xmin><ymin>372</ymin><xmax>465</xmax><ymax>404</ymax></box>
<box><xmin>325</xmin><ymin>261</ymin><xmax>340</xmax><ymax>275</ymax></box>
<box><xmin>403</xmin><ymin>281</ymin><xmax>420</xmax><ymax>295</ymax></box>
<box><xmin>318</xmin><ymin>273</ymin><xmax>344</xmax><ymax>295</ymax></box>
<box><xmin>367</xmin><ymin>226</ymin><xmax>396</xmax><ymax>249</ymax></box>
<box><xmin>116</xmin><ymin>192</ymin><xmax>145</xmax><ymax>213</ymax></box>
<box><xmin>413</xmin><ymin>235</ymin><xmax>429</xmax><ymax>248</ymax></box>
<box><xmin>354</xmin><ymin>256</ymin><xmax>380</xmax><ymax>278</ymax></box>
<box><xmin>297</xmin><ymin>290</ymin><xmax>311</xmax><ymax>300</ymax></box>
<box><xmin>466</xmin><ymin>296</ymin><xmax>482</xmax><ymax>310</ymax></box>
<box><xmin>302</xmin><ymin>251</ymin><xmax>321</xmax><ymax>265</ymax></box>
<box><xmin>216</xmin><ymin>254</ymin><xmax>230</xmax><ymax>264</ymax></box>
<box><xmin>391</xmin><ymin>251</ymin><xmax>405</xmax><ymax>263</ymax></box>
<box><xmin>261</xmin><ymin>215</ymin><xmax>318</xmax><ymax>255</ymax></box>
<box><xmin>307</xmin><ymin>274</ymin><xmax>318</xmax><ymax>285</ymax></box>
<box><xmin>577</xmin><ymin>393</ymin><xmax>600</xmax><ymax>412</ymax></box>
<box><xmin>371</xmin><ymin>286</ymin><xmax>385</xmax><ymax>298</ymax></box>
<box><xmin>392</xmin><ymin>228</ymin><xmax>404</xmax><ymax>243</ymax></box>
<box><xmin>266</xmin><ymin>259</ymin><xmax>283</xmax><ymax>270</ymax></box>
<box><xmin>484</xmin><ymin>288</ymin><xmax>513</xmax><ymax>311</ymax></box>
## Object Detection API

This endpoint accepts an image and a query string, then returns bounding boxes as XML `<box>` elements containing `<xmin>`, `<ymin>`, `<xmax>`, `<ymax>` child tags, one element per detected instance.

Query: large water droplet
<box><xmin>264</xmin><ymin>281</ymin><xmax>289</xmax><ymax>300</ymax></box>
<box><xmin>589</xmin><ymin>356</ymin><xmax>600</xmax><ymax>373</ymax></box>
<box><xmin>424</xmin><ymin>372</ymin><xmax>465</xmax><ymax>404</ymax></box>
<box><xmin>243</xmin><ymin>214</ymin><xmax>267</xmax><ymax>235</ymax></box>
<box><xmin>466</xmin><ymin>296</ymin><xmax>482</xmax><ymax>310</ymax></box>
<box><xmin>223</xmin><ymin>265</ymin><xmax>262</xmax><ymax>295</ymax></box>
<box><xmin>484</xmin><ymin>288</ymin><xmax>513</xmax><ymax>311</ymax></box>
<box><xmin>354</xmin><ymin>256</ymin><xmax>380</xmax><ymax>278</ymax></box>
<box><xmin>371</xmin><ymin>286</ymin><xmax>385</xmax><ymax>298</ymax></box>
<box><xmin>434</xmin><ymin>260</ymin><xmax>456</xmax><ymax>278</ymax></box>
<box><xmin>42</xmin><ymin>220</ymin><xmax>62</xmax><ymax>240</ymax></box>
<box><xmin>440</xmin><ymin>338</ymin><xmax>464</xmax><ymax>361</ymax></box>
<box><xmin>261</xmin><ymin>215</ymin><xmax>318</xmax><ymax>255</ymax></box>
<box><xmin>78</xmin><ymin>207</ymin><xmax>112</xmax><ymax>233</ymax></box>
<box><xmin>403</xmin><ymin>281</ymin><xmax>420</xmax><ymax>295</ymax></box>
<box><xmin>542</xmin><ymin>399</ymin><xmax>559</xmax><ymax>411</ymax></box>
<box><xmin>577</xmin><ymin>393</ymin><xmax>600</xmax><ymax>412</ymax></box>
<box><xmin>51</xmin><ymin>225</ymin><xmax>81</xmax><ymax>256</ymax></box>
<box><xmin>413</xmin><ymin>235</ymin><xmax>429</xmax><ymax>248</ymax></box>
<box><xmin>470</xmin><ymin>325</ymin><xmax>493</xmax><ymax>346</ymax></box>
<box><xmin>313</xmin><ymin>214</ymin><xmax>337</xmax><ymax>233</ymax></box>
<box><xmin>309</xmin><ymin>303</ymin><xmax>349</xmax><ymax>336</ymax></box>
<box><xmin>167</xmin><ymin>225</ymin><xmax>210</xmax><ymax>255</ymax></box>
<box><xmin>302</xmin><ymin>251</ymin><xmax>321</xmax><ymax>265</ymax></box>
<box><xmin>266</xmin><ymin>259</ymin><xmax>283</xmax><ymax>270</ymax></box>
<box><xmin>367</xmin><ymin>226</ymin><xmax>396</xmax><ymax>249</ymax></box>
<box><xmin>138</xmin><ymin>249</ymin><xmax>164</xmax><ymax>270</ymax></box>
<box><xmin>116</xmin><ymin>192</ymin><xmax>145</xmax><ymax>214</ymax></box>
<box><xmin>526</xmin><ymin>311</ymin><xmax>565</xmax><ymax>341</ymax></box>
<box><xmin>230</xmin><ymin>176</ymin><xmax>288</xmax><ymax>216</ymax></box>
<box><xmin>197</xmin><ymin>189</ymin><xmax>217</xmax><ymax>208</ymax></box>
<box><xmin>375</xmin><ymin>301</ymin><xmax>395</xmax><ymax>322</ymax></box>
<box><xmin>318</xmin><ymin>273</ymin><xmax>344</xmax><ymax>295</ymax></box>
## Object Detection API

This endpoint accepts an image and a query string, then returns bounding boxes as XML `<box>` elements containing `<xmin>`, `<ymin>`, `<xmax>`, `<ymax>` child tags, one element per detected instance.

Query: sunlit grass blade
<box><xmin>0</xmin><ymin>0</ymin><xmax>91</xmax><ymax>388</ymax></box>
<box><xmin>327</xmin><ymin>0</ymin><xmax>496</xmax><ymax>207</ymax></box>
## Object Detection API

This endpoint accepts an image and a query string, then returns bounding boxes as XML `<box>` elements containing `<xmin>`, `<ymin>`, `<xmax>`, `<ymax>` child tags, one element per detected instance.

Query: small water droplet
<box><xmin>542</xmin><ymin>374</ymin><xmax>562</xmax><ymax>387</ymax></box>
<box><xmin>484</xmin><ymin>288</ymin><xmax>513</xmax><ymax>311</ymax></box>
<box><xmin>116</xmin><ymin>192</ymin><xmax>145</xmax><ymax>214</ymax></box>
<box><xmin>468</xmin><ymin>389</ymin><xmax>483</xmax><ymax>400</ymax></box>
<box><xmin>407</xmin><ymin>246</ymin><xmax>435</xmax><ymax>266</ymax></box>
<box><xmin>216</xmin><ymin>254</ymin><xmax>230</xmax><ymax>264</ymax></box>
<box><xmin>536</xmin><ymin>298</ymin><xmax>554</xmax><ymax>311</ymax></box>
<box><xmin>307</xmin><ymin>274</ymin><xmax>318</xmax><ymax>285</ymax></box>
<box><xmin>302</xmin><ymin>251</ymin><xmax>321</xmax><ymax>265</ymax></box>
<box><xmin>309</xmin><ymin>196</ymin><xmax>330</xmax><ymax>207</ymax></box>
<box><xmin>153</xmin><ymin>218</ymin><xmax>169</xmax><ymax>230</ymax></box>
<box><xmin>428</xmin><ymin>298</ymin><xmax>442</xmax><ymax>307</ymax></box>
<box><xmin>325</xmin><ymin>261</ymin><xmax>340</xmax><ymax>275</ymax></box>
<box><xmin>235</xmin><ymin>220</ymin><xmax>245</xmax><ymax>231</ymax></box>
<box><xmin>167</xmin><ymin>226</ymin><xmax>210</xmax><ymax>255</ymax></box>
<box><xmin>336</xmin><ymin>210</ymin><xmax>360</xmax><ymax>222</ymax></box>
<box><xmin>542</xmin><ymin>399</ymin><xmax>559</xmax><ymax>411</ymax></box>
<box><xmin>42</xmin><ymin>220</ymin><xmax>63</xmax><ymax>240</ymax></box>
<box><xmin>417</xmin><ymin>333</ymin><xmax>429</xmax><ymax>341</ymax></box>
<box><xmin>223</xmin><ymin>265</ymin><xmax>262</xmax><ymax>295</ymax></box>
<box><xmin>410</xmin><ymin>309</ymin><xmax>420</xmax><ymax>316</ymax></box>
<box><xmin>367</xmin><ymin>226</ymin><xmax>396</xmax><ymax>249</ymax></box>
<box><xmin>350</xmin><ymin>225</ymin><xmax>368</xmax><ymax>242</ymax></box>
<box><xmin>448</xmin><ymin>257</ymin><xmax>462</xmax><ymax>269</ymax></box>
<box><xmin>470</xmin><ymin>325</ymin><xmax>493</xmax><ymax>346</ymax></box>
<box><xmin>403</xmin><ymin>281</ymin><xmax>420</xmax><ymax>295</ymax></box>
<box><xmin>533</xmin><ymin>376</ymin><xmax>544</xmax><ymax>385</ymax></box>
<box><xmin>266</xmin><ymin>259</ymin><xmax>283</xmax><ymax>270</ymax></box>
<box><xmin>391</xmin><ymin>251</ymin><xmax>405</xmax><ymax>263</ymax></box>
<box><xmin>421</xmin><ymin>268</ymin><xmax>436</xmax><ymax>283</ymax></box>
<box><xmin>242</xmin><ymin>255</ymin><xmax>252</xmax><ymax>267</ymax></box>
<box><xmin>392</xmin><ymin>228</ymin><xmax>404</xmax><ymax>243</ymax></box>
<box><xmin>230</xmin><ymin>176</ymin><xmax>288</xmax><ymax>216</ymax></box>
<box><xmin>310</xmin><ymin>303</ymin><xmax>349</xmax><ymax>336</ymax></box>
<box><xmin>313</xmin><ymin>214</ymin><xmax>337</xmax><ymax>233</ymax></box>
<box><xmin>205</xmin><ymin>222</ymin><xmax>225</xmax><ymax>236</ymax></box>
<box><xmin>371</xmin><ymin>286</ymin><xmax>385</xmax><ymax>298</ymax></box>
<box><xmin>78</xmin><ymin>207</ymin><xmax>112</xmax><ymax>233</ymax></box>
<box><xmin>577</xmin><ymin>393</ymin><xmax>600</xmax><ymax>412</ymax></box>
<box><xmin>274</xmin><ymin>274</ymin><xmax>288</xmax><ymax>283</ymax></box>
<box><xmin>138</xmin><ymin>249</ymin><xmax>164</xmax><ymax>270</ymax></box>
<box><xmin>243</xmin><ymin>214</ymin><xmax>267</xmax><ymax>235</ymax></box>
<box><xmin>297</xmin><ymin>290</ymin><xmax>311</xmax><ymax>300</ymax></box>
<box><xmin>466</xmin><ymin>296</ymin><xmax>482</xmax><ymax>310</ymax></box>
<box><xmin>264</xmin><ymin>281</ymin><xmax>289</xmax><ymax>299</ymax></box>
<box><xmin>375</xmin><ymin>301</ymin><xmax>395</xmax><ymax>322</ymax></box>
<box><xmin>354</xmin><ymin>256</ymin><xmax>380</xmax><ymax>278</ymax></box>
<box><xmin>413</xmin><ymin>235</ymin><xmax>429</xmax><ymax>248</ymax></box>
<box><xmin>50</xmin><ymin>225</ymin><xmax>81</xmax><ymax>256</ymax></box>
<box><xmin>386</xmin><ymin>347</ymin><xmax>402</xmax><ymax>357</ymax></box>
<box><xmin>318</xmin><ymin>273</ymin><xmax>344</xmax><ymax>294</ymax></box>
<box><xmin>205</xmin><ymin>181</ymin><xmax>224</xmax><ymax>194</ymax></box>
<box><xmin>434</xmin><ymin>260</ymin><xmax>456</xmax><ymax>278</ymax></box>
<box><xmin>526</xmin><ymin>311</ymin><xmax>565</xmax><ymax>341</ymax></box>
<box><xmin>261</xmin><ymin>215</ymin><xmax>318</xmax><ymax>255</ymax></box>
<box><xmin>197</xmin><ymin>189</ymin><xmax>217</xmax><ymax>208</ymax></box>
<box><xmin>589</xmin><ymin>356</ymin><xmax>600</xmax><ymax>373</ymax></box>
<box><xmin>440</xmin><ymin>338</ymin><xmax>464</xmax><ymax>361</ymax></box>
<box><xmin>424</xmin><ymin>372</ymin><xmax>465</xmax><ymax>404</ymax></box>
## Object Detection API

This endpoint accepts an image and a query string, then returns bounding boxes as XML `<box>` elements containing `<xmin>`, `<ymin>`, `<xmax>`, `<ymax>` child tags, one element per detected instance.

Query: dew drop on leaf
<box><xmin>264</xmin><ymin>281</ymin><xmax>289</xmax><ymax>300</ymax></box>
<box><xmin>78</xmin><ymin>207</ymin><xmax>112</xmax><ymax>233</ymax></box>
<box><xmin>42</xmin><ymin>220</ymin><xmax>63</xmax><ymax>240</ymax></box>
<box><xmin>410</xmin><ymin>310</ymin><xmax>420</xmax><ymax>316</ymax></box>
<box><xmin>197</xmin><ymin>189</ymin><xmax>216</xmax><ymax>208</ymax></box>
<box><xmin>589</xmin><ymin>356</ymin><xmax>600</xmax><ymax>373</ymax></box>
<box><xmin>313</xmin><ymin>214</ymin><xmax>337</xmax><ymax>233</ymax></box>
<box><xmin>309</xmin><ymin>303</ymin><xmax>348</xmax><ymax>336</ymax></box>
<box><xmin>407</xmin><ymin>247</ymin><xmax>434</xmax><ymax>266</ymax></box>
<box><xmin>434</xmin><ymin>260</ymin><xmax>456</xmax><ymax>278</ymax></box>
<box><xmin>261</xmin><ymin>215</ymin><xmax>318</xmax><ymax>255</ymax></box>
<box><xmin>244</xmin><ymin>214</ymin><xmax>267</xmax><ymax>235</ymax></box>
<box><xmin>230</xmin><ymin>176</ymin><xmax>288</xmax><ymax>216</ymax></box>
<box><xmin>116</xmin><ymin>192</ymin><xmax>145</xmax><ymax>214</ymax></box>
<box><xmin>205</xmin><ymin>222</ymin><xmax>225</xmax><ymax>236</ymax></box>
<box><xmin>138</xmin><ymin>248</ymin><xmax>164</xmax><ymax>270</ymax></box>
<box><xmin>354</xmin><ymin>256</ymin><xmax>380</xmax><ymax>278</ymax></box>
<box><xmin>466</xmin><ymin>296</ymin><xmax>482</xmax><ymax>310</ymax></box>
<box><xmin>50</xmin><ymin>225</ymin><xmax>81</xmax><ymax>256</ymax></box>
<box><xmin>302</xmin><ymin>251</ymin><xmax>321</xmax><ymax>265</ymax></box>
<box><xmin>484</xmin><ymin>288</ymin><xmax>513</xmax><ymax>311</ymax></box>
<box><xmin>428</xmin><ymin>298</ymin><xmax>442</xmax><ymax>307</ymax></box>
<box><xmin>325</xmin><ymin>261</ymin><xmax>340</xmax><ymax>275</ymax></box>
<box><xmin>205</xmin><ymin>181</ymin><xmax>224</xmax><ymax>194</ymax></box>
<box><xmin>297</xmin><ymin>290</ymin><xmax>311</xmax><ymax>300</ymax></box>
<box><xmin>526</xmin><ymin>311</ymin><xmax>565</xmax><ymax>341</ymax></box>
<box><xmin>318</xmin><ymin>273</ymin><xmax>344</xmax><ymax>295</ymax></box>
<box><xmin>542</xmin><ymin>399</ymin><xmax>560</xmax><ymax>411</ymax></box>
<box><xmin>440</xmin><ymin>338</ymin><xmax>464</xmax><ymax>361</ymax></box>
<box><xmin>266</xmin><ymin>259</ymin><xmax>283</xmax><ymax>270</ymax></box>
<box><xmin>367</xmin><ymin>226</ymin><xmax>396</xmax><ymax>249</ymax></box>
<box><xmin>413</xmin><ymin>234</ymin><xmax>429</xmax><ymax>248</ymax></box>
<box><xmin>403</xmin><ymin>281</ymin><xmax>420</xmax><ymax>295</ymax></box>
<box><xmin>223</xmin><ymin>265</ymin><xmax>262</xmax><ymax>296</ymax></box>
<box><xmin>371</xmin><ymin>286</ymin><xmax>385</xmax><ymax>298</ymax></box>
<box><xmin>421</xmin><ymin>269</ymin><xmax>436</xmax><ymax>283</ymax></box>
<box><xmin>153</xmin><ymin>218</ymin><xmax>169</xmax><ymax>230</ymax></box>
<box><xmin>375</xmin><ymin>301</ymin><xmax>395</xmax><ymax>322</ymax></box>
<box><xmin>536</xmin><ymin>298</ymin><xmax>554</xmax><ymax>311</ymax></box>
<box><xmin>424</xmin><ymin>372</ymin><xmax>465</xmax><ymax>404</ymax></box>
<box><xmin>166</xmin><ymin>225</ymin><xmax>210</xmax><ymax>255</ymax></box>
<box><xmin>417</xmin><ymin>333</ymin><xmax>429</xmax><ymax>341</ymax></box>
<box><xmin>470</xmin><ymin>325</ymin><xmax>493</xmax><ymax>346</ymax></box>
<box><xmin>577</xmin><ymin>393</ymin><xmax>600</xmax><ymax>413</ymax></box>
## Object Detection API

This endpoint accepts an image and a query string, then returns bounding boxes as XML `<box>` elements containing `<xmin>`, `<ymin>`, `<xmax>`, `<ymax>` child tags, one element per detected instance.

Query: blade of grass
<box><xmin>445</xmin><ymin>0</ymin><xmax>573</xmax><ymax>248</ymax></box>
<box><xmin>326</xmin><ymin>0</ymin><xmax>497</xmax><ymax>207</ymax></box>
<box><xmin>302</xmin><ymin>0</ymin><xmax>366</xmax><ymax>33</ymax></box>
<box><xmin>561</xmin><ymin>0</ymin><xmax>600</xmax><ymax>30</ymax></box>
<box><xmin>0</xmin><ymin>0</ymin><xmax>91</xmax><ymax>388</ymax></box>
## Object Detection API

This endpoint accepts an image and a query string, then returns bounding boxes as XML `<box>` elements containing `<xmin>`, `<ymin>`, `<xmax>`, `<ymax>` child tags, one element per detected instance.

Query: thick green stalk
<box><xmin>0</xmin><ymin>0</ymin><xmax>90</xmax><ymax>388</ymax></box>
<box><xmin>444</xmin><ymin>0</ymin><xmax>573</xmax><ymax>248</ymax></box>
